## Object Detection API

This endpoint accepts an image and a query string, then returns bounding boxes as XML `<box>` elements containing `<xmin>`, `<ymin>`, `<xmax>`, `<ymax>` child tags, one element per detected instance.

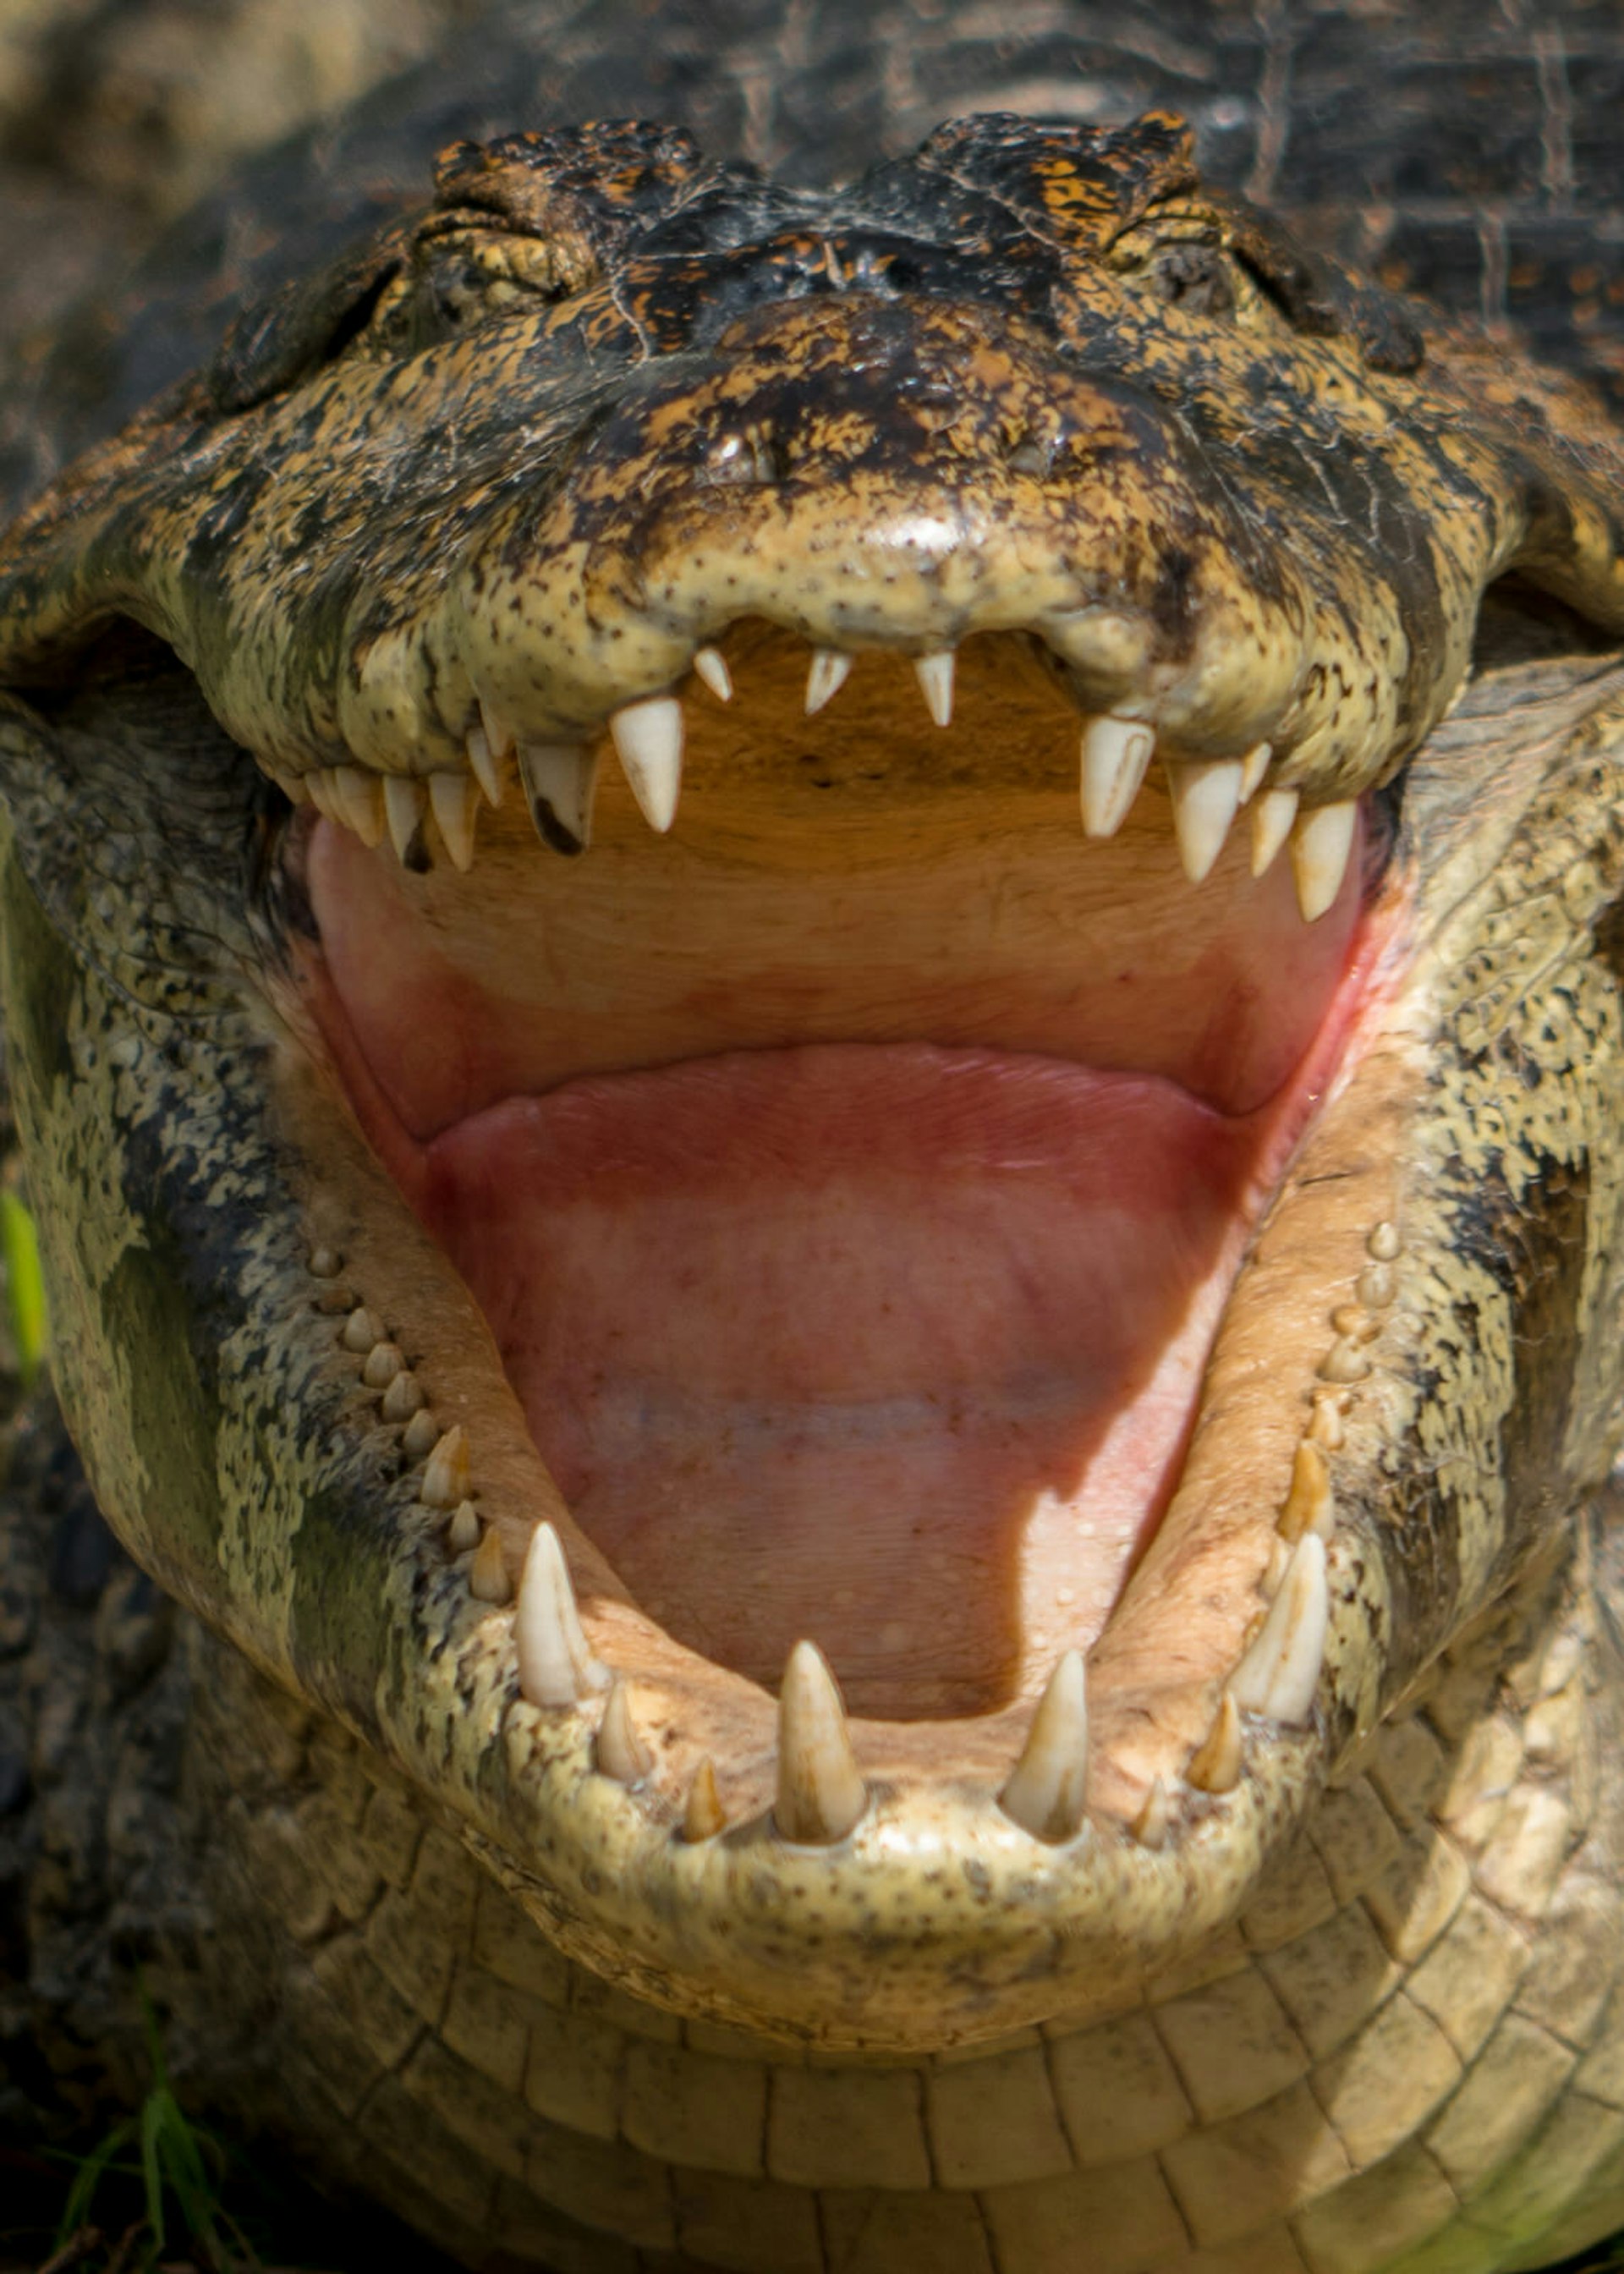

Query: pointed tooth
<box><xmin>341</xmin><ymin>1306</ymin><xmax>380</xmax><ymax>1354</ymax></box>
<box><xmin>305</xmin><ymin>770</ymin><xmax>337</xmax><ymax>821</ymax></box>
<box><xmin>1278</xmin><ymin>1439</ymin><xmax>1334</xmax><ymax>1544</ymax></box>
<box><xmin>683</xmin><ymin>1755</ymin><xmax>727</xmax><ymax>1842</ymax></box>
<box><xmin>1080</xmin><ymin>716</ymin><xmax>1155</xmax><ymax>837</ymax></box>
<box><xmin>383</xmin><ymin>775</ymin><xmax>425</xmax><ymax>864</ymax></box>
<box><xmin>516</xmin><ymin>1520</ymin><xmax>603</xmax><ymax>1707</ymax></box>
<box><xmin>914</xmin><ymin>649</ymin><xmax>956</xmax><ymax>727</ymax></box>
<box><xmin>420</xmin><ymin>1424</ymin><xmax>470</xmax><ymax>1510</ymax></box>
<box><xmin>381</xmin><ymin>1369</ymin><xmax>422</xmax><ymax>1422</ymax></box>
<box><xmin>402</xmin><ymin>1408</ymin><xmax>439</xmax><ymax>1462</ymax></box>
<box><xmin>1291</xmin><ymin>799</ymin><xmax>1358</xmax><ymax>922</ymax></box>
<box><xmin>610</xmin><ymin>695</ymin><xmax>683</xmax><ymax>832</ymax></box>
<box><xmin>479</xmin><ymin>698</ymin><xmax>516</xmax><ymax>759</ymax></box>
<box><xmin>1249</xmin><ymin>786</ymin><xmax>1298</xmax><ymax>876</ymax></box>
<box><xmin>469</xmin><ymin>1525</ymin><xmax>513</xmax><ymax>1606</ymax></box>
<box><xmin>1166</xmin><ymin>758</ymin><xmax>1244</xmax><ymax>884</ymax></box>
<box><xmin>999</xmin><ymin>1650</ymin><xmax>1089</xmax><ymax>1843</ymax></box>
<box><xmin>332</xmin><ymin>764</ymin><xmax>386</xmax><ymax>846</ymax></box>
<box><xmin>1232</xmin><ymin>1532</ymin><xmax>1329</xmax><ymax>1725</ymax></box>
<box><xmin>804</xmin><ymin>648</ymin><xmax>853</xmax><ymax>715</ymax></box>
<box><xmin>446</xmin><ymin>1500</ymin><xmax>481</xmax><ymax>1555</ymax></box>
<box><xmin>1187</xmin><ymin>1692</ymin><xmax>1243</xmax><ymax>1793</ymax></box>
<box><xmin>775</xmin><ymin>1640</ymin><xmax>865</xmax><ymax>1844</ymax></box>
<box><xmin>1131</xmin><ymin>1775</ymin><xmax>1171</xmax><ymax>1850</ymax></box>
<box><xmin>595</xmin><ymin>1680</ymin><xmax>653</xmax><ymax>1784</ymax></box>
<box><xmin>692</xmin><ymin>645</ymin><xmax>732</xmax><ymax>702</ymax></box>
<box><xmin>1237</xmin><ymin>742</ymin><xmax>1272</xmax><ymax>803</ymax></box>
<box><xmin>518</xmin><ymin>743</ymin><xmax>597</xmax><ymax>855</ymax></box>
<box><xmin>361</xmin><ymin>1340</ymin><xmax>403</xmax><ymax>1389</ymax></box>
<box><xmin>464</xmin><ymin>726</ymin><xmax>504</xmax><ymax>807</ymax></box>
<box><xmin>429</xmin><ymin>772</ymin><xmax>480</xmax><ymax>872</ymax></box>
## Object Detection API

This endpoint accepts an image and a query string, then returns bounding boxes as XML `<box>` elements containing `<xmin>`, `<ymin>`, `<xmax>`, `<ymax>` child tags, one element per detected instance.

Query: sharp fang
<box><xmin>361</xmin><ymin>1339</ymin><xmax>403</xmax><ymax>1389</ymax></box>
<box><xmin>683</xmin><ymin>1756</ymin><xmax>727</xmax><ymax>1842</ymax></box>
<box><xmin>1080</xmin><ymin>715</ymin><xmax>1154</xmax><ymax>837</ymax></box>
<box><xmin>383</xmin><ymin>775</ymin><xmax>425</xmax><ymax>864</ymax></box>
<box><xmin>999</xmin><ymin>1650</ymin><xmax>1089</xmax><ymax>1843</ymax></box>
<box><xmin>692</xmin><ymin>645</ymin><xmax>732</xmax><ymax>702</ymax></box>
<box><xmin>469</xmin><ymin>1525</ymin><xmax>513</xmax><ymax>1606</ymax></box>
<box><xmin>420</xmin><ymin>1424</ymin><xmax>470</xmax><ymax>1510</ymax></box>
<box><xmin>1187</xmin><ymin>1692</ymin><xmax>1243</xmax><ymax>1793</ymax></box>
<box><xmin>1130</xmin><ymin>1776</ymin><xmax>1171</xmax><ymax>1850</ymax></box>
<box><xmin>332</xmin><ymin>764</ymin><xmax>386</xmax><ymax>847</ymax></box>
<box><xmin>1166</xmin><ymin>758</ymin><xmax>1245</xmax><ymax>884</ymax></box>
<box><xmin>402</xmin><ymin>1408</ymin><xmax>439</xmax><ymax>1461</ymax></box>
<box><xmin>1291</xmin><ymin>799</ymin><xmax>1358</xmax><ymax>922</ymax></box>
<box><xmin>914</xmin><ymin>650</ymin><xmax>955</xmax><ymax>727</ymax></box>
<box><xmin>1250</xmin><ymin>786</ymin><xmax>1298</xmax><ymax>876</ymax></box>
<box><xmin>1237</xmin><ymin>742</ymin><xmax>1272</xmax><ymax>803</ymax></box>
<box><xmin>447</xmin><ymin>1500</ymin><xmax>481</xmax><ymax>1555</ymax></box>
<box><xmin>429</xmin><ymin>772</ymin><xmax>480</xmax><ymax>871</ymax></box>
<box><xmin>518</xmin><ymin>744</ymin><xmax>597</xmax><ymax>855</ymax></box>
<box><xmin>1278</xmin><ymin>1439</ymin><xmax>1334</xmax><ymax>1544</ymax></box>
<box><xmin>776</xmin><ymin>1640</ymin><xmax>865</xmax><ymax>1844</ymax></box>
<box><xmin>804</xmin><ymin>648</ymin><xmax>852</xmax><ymax>715</ymax></box>
<box><xmin>381</xmin><ymin>1370</ymin><xmax>422</xmax><ymax>1422</ymax></box>
<box><xmin>516</xmin><ymin>1520</ymin><xmax>602</xmax><ymax>1708</ymax></box>
<box><xmin>1232</xmin><ymin>1532</ymin><xmax>1329</xmax><ymax>1725</ymax></box>
<box><xmin>595</xmin><ymin>1680</ymin><xmax>653</xmax><ymax>1784</ymax></box>
<box><xmin>479</xmin><ymin>699</ymin><xmax>516</xmax><ymax>759</ymax></box>
<box><xmin>610</xmin><ymin>695</ymin><xmax>684</xmax><ymax>832</ymax></box>
<box><xmin>305</xmin><ymin>769</ymin><xmax>337</xmax><ymax>821</ymax></box>
<box><xmin>464</xmin><ymin>727</ymin><xmax>504</xmax><ymax>807</ymax></box>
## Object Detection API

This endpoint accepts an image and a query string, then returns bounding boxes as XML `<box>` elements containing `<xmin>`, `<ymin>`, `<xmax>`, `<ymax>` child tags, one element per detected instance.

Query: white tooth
<box><xmin>1232</xmin><ymin>1531</ymin><xmax>1329</xmax><ymax>1725</ymax></box>
<box><xmin>469</xmin><ymin>1525</ymin><xmax>513</xmax><ymax>1606</ymax></box>
<box><xmin>1131</xmin><ymin>1776</ymin><xmax>1171</xmax><ymax>1850</ymax></box>
<box><xmin>341</xmin><ymin>1305</ymin><xmax>380</xmax><ymax>1354</ymax></box>
<box><xmin>446</xmin><ymin>1500</ymin><xmax>481</xmax><ymax>1555</ymax></box>
<box><xmin>999</xmin><ymin>1650</ymin><xmax>1089</xmax><ymax>1843</ymax></box>
<box><xmin>517</xmin><ymin>743</ymin><xmax>597</xmax><ymax>854</ymax></box>
<box><xmin>610</xmin><ymin>695</ymin><xmax>684</xmax><ymax>832</ymax></box>
<box><xmin>804</xmin><ymin>648</ymin><xmax>853</xmax><ymax>715</ymax></box>
<box><xmin>914</xmin><ymin>650</ymin><xmax>956</xmax><ymax>727</ymax></box>
<box><xmin>1249</xmin><ymin>786</ymin><xmax>1298</xmax><ymax>876</ymax></box>
<box><xmin>479</xmin><ymin>699</ymin><xmax>517</xmax><ymax>759</ymax></box>
<box><xmin>383</xmin><ymin>775</ymin><xmax>425</xmax><ymax>864</ymax></box>
<box><xmin>683</xmin><ymin>1755</ymin><xmax>727</xmax><ymax>1842</ymax></box>
<box><xmin>402</xmin><ymin>1408</ymin><xmax>439</xmax><ymax>1462</ymax></box>
<box><xmin>595</xmin><ymin>1680</ymin><xmax>653</xmax><ymax>1784</ymax></box>
<box><xmin>1080</xmin><ymin>715</ymin><xmax>1155</xmax><ymax>837</ymax></box>
<box><xmin>361</xmin><ymin>1339</ymin><xmax>403</xmax><ymax>1389</ymax></box>
<box><xmin>1166</xmin><ymin>758</ymin><xmax>1244</xmax><ymax>884</ymax></box>
<box><xmin>464</xmin><ymin>727</ymin><xmax>505</xmax><ymax>807</ymax></box>
<box><xmin>1291</xmin><ymin>799</ymin><xmax>1358</xmax><ymax>923</ymax></box>
<box><xmin>429</xmin><ymin>772</ymin><xmax>480</xmax><ymax>872</ymax></box>
<box><xmin>776</xmin><ymin>1640</ymin><xmax>865</xmax><ymax>1844</ymax></box>
<box><xmin>692</xmin><ymin>645</ymin><xmax>732</xmax><ymax>703</ymax></box>
<box><xmin>332</xmin><ymin>764</ymin><xmax>386</xmax><ymax>847</ymax></box>
<box><xmin>516</xmin><ymin>1520</ymin><xmax>604</xmax><ymax>1708</ymax></box>
<box><xmin>1237</xmin><ymin>742</ymin><xmax>1272</xmax><ymax>802</ymax></box>
<box><xmin>420</xmin><ymin>1424</ymin><xmax>470</xmax><ymax>1510</ymax></box>
<box><xmin>1188</xmin><ymin>1691</ymin><xmax>1243</xmax><ymax>1793</ymax></box>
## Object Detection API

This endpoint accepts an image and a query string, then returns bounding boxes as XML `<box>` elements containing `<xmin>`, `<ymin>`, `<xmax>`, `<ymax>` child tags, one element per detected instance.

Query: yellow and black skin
<box><xmin>5</xmin><ymin>7</ymin><xmax>1624</xmax><ymax>2272</ymax></box>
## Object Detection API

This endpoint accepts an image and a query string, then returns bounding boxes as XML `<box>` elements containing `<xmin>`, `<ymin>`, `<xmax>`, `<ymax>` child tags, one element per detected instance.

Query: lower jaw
<box><xmin>307</xmin><ymin>918</ymin><xmax>1382</xmax><ymax>1725</ymax></box>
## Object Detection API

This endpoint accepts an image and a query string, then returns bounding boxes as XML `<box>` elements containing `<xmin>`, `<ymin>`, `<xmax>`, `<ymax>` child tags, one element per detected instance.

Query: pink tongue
<box><xmin>412</xmin><ymin>1044</ymin><xmax>1266</xmax><ymax>1716</ymax></box>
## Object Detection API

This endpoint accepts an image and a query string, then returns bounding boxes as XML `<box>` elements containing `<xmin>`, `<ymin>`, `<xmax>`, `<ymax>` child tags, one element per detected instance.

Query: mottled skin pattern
<box><xmin>4</xmin><ymin>5</ymin><xmax>1624</xmax><ymax>2272</ymax></box>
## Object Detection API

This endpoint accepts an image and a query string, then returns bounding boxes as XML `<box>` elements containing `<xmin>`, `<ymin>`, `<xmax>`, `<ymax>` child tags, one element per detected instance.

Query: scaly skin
<box><xmin>4</xmin><ymin>13</ymin><xmax>1624</xmax><ymax>2272</ymax></box>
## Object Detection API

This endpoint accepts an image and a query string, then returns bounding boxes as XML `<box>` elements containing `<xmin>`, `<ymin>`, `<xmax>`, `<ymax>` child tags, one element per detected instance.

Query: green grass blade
<box><xmin>0</xmin><ymin>1186</ymin><xmax>48</xmax><ymax>1384</ymax></box>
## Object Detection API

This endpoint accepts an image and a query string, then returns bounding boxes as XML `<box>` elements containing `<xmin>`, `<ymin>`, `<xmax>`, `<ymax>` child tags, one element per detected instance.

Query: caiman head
<box><xmin>2</xmin><ymin>113</ymin><xmax>1624</xmax><ymax>2048</ymax></box>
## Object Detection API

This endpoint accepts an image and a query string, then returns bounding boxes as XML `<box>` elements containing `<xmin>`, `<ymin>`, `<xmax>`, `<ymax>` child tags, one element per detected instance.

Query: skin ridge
<box><xmin>3</xmin><ymin>7</ymin><xmax>1624</xmax><ymax>2272</ymax></box>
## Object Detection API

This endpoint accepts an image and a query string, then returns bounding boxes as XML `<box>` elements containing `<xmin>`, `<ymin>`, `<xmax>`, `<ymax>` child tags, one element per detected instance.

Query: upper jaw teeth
<box><xmin>300</xmin><ymin>634</ymin><xmax>1364</xmax><ymax>923</ymax></box>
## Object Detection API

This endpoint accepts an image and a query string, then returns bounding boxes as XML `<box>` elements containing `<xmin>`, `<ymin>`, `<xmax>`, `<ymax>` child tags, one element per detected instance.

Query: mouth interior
<box><xmin>305</xmin><ymin>630</ymin><xmax>1367</xmax><ymax>1719</ymax></box>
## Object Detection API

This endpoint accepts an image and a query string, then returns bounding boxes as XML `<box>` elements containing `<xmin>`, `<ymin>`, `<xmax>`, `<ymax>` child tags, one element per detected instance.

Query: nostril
<box><xmin>1005</xmin><ymin>431</ymin><xmax>1055</xmax><ymax>477</ymax></box>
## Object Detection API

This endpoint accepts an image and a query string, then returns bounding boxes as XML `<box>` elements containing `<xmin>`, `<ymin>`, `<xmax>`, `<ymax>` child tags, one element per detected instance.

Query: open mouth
<box><xmin>4</xmin><ymin>108</ymin><xmax>1622</xmax><ymax>2048</ymax></box>
<box><xmin>303</xmin><ymin>623</ymin><xmax>1374</xmax><ymax>1731</ymax></box>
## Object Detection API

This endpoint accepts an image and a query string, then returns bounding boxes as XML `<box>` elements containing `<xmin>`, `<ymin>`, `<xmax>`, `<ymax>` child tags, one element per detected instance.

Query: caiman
<box><xmin>3</xmin><ymin>3</ymin><xmax>1624</xmax><ymax>2270</ymax></box>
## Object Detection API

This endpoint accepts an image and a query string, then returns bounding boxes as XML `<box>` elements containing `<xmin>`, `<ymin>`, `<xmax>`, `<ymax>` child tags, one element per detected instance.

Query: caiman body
<box><xmin>4</xmin><ymin>4</ymin><xmax>1624</xmax><ymax>2271</ymax></box>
